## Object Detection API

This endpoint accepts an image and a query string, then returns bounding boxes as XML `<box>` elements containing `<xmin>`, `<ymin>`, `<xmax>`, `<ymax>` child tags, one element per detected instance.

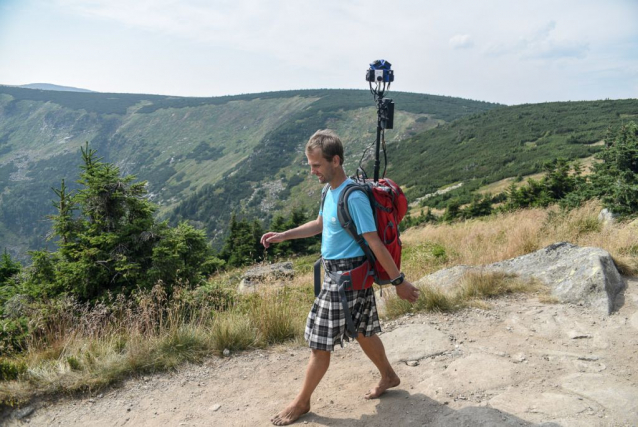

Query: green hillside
<box><xmin>384</xmin><ymin>99</ymin><xmax>638</xmax><ymax>200</ymax></box>
<box><xmin>0</xmin><ymin>86</ymin><xmax>498</xmax><ymax>259</ymax></box>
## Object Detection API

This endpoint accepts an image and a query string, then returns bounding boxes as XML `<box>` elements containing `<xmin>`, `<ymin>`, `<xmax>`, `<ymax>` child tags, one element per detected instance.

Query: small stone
<box><xmin>568</xmin><ymin>330</ymin><xmax>592</xmax><ymax>339</ymax></box>
<box><xmin>223</xmin><ymin>349</ymin><xmax>231</xmax><ymax>357</ymax></box>
<box><xmin>512</xmin><ymin>353</ymin><xmax>527</xmax><ymax>363</ymax></box>
<box><xmin>578</xmin><ymin>355</ymin><xmax>600</xmax><ymax>361</ymax></box>
<box><xmin>406</xmin><ymin>360</ymin><xmax>419</xmax><ymax>367</ymax></box>
<box><xmin>210</xmin><ymin>404</ymin><xmax>222</xmax><ymax>412</ymax></box>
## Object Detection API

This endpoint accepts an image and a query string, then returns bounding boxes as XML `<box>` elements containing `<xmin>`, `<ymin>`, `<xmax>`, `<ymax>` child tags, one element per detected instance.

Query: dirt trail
<box><xmin>5</xmin><ymin>277</ymin><xmax>638</xmax><ymax>427</ymax></box>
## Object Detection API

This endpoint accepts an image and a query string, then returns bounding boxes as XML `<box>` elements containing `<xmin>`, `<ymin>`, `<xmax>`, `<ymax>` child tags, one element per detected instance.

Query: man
<box><xmin>261</xmin><ymin>129</ymin><xmax>420</xmax><ymax>426</ymax></box>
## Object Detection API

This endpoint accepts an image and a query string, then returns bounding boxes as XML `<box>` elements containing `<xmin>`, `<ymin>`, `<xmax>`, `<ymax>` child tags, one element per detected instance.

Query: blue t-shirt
<box><xmin>319</xmin><ymin>178</ymin><xmax>377</xmax><ymax>260</ymax></box>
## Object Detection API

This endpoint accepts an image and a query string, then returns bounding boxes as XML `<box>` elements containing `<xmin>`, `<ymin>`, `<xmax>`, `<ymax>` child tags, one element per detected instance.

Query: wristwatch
<box><xmin>391</xmin><ymin>272</ymin><xmax>405</xmax><ymax>286</ymax></box>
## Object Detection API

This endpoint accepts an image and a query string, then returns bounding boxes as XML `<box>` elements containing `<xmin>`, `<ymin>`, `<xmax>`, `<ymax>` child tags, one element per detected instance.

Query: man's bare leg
<box><xmin>271</xmin><ymin>349</ymin><xmax>331</xmax><ymax>425</ymax></box>
<box><xmin>356</xmin><ymin>334</ymin><xmax>400</xmax><ymax>399</ymax></box>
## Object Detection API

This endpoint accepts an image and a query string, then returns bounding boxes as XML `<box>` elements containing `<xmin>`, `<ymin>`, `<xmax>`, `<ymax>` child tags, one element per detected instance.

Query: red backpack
<box><xmin>315</xmin><ymin>177</ymin><xmax>408</xmax><ymax>295</ymax></box>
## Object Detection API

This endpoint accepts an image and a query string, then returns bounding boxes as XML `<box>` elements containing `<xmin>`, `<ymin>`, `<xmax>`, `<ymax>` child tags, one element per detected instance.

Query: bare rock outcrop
<box><xmin>419</xmin><ymin>242</ymin><xmax>625</xmax><ymax>314</ymax></box>
<box><xmin>238</xmin><ymin>261</ymin><xmax>294</xmax><ymax>292</ymax></box>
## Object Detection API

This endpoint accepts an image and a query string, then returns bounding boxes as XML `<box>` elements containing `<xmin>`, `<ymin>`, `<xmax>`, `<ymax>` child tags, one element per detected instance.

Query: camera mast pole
<box><xmin>366</xmin><ymin>60</ymin><xmax>394</xmax><ymax>183</ymax></box>
<box><xmin>374</xmin><ymin>123</ymin><xmax>382</xmax><ymax>182</ymax></box>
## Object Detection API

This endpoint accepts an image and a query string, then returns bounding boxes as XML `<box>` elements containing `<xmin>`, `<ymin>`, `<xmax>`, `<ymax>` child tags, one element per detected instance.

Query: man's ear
<box><xmin>332</xmin><ymin>155</ymin><xmax>340</xmax><ymax>166</ymax></box>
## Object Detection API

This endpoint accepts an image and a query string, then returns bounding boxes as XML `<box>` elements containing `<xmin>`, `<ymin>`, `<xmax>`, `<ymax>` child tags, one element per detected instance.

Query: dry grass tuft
<box><xmin>384</xmin><ymin>271</ymin><xmax>548</xmax><ymax>319</ymax></box>
<box><xmin>210</xmin><ymin>311</ymin><xmax>257</xmax><ymax>353</ymax></box>
<box><xmin>247</xmin><ymin>286</ymin><xmax>312</xmax><ymax>346</ymax></box>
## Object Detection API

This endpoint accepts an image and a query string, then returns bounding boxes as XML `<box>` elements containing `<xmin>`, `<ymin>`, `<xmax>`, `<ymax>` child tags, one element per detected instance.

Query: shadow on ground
<box><xmin>304</xmin><ymin>389</ymin><xmax>561</xmax><ymax>427</ymax></box>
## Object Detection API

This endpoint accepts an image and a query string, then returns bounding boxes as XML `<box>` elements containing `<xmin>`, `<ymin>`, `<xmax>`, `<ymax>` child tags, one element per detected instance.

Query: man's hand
<box><xmin>395</xmin><ymin>280</ymin><xmax>420</xmax><ymax>303</ymax></box>
<box><xmin>260</xmin><ymin>231</ymin><xmax>286</xmax><ymax>248</ymax></box>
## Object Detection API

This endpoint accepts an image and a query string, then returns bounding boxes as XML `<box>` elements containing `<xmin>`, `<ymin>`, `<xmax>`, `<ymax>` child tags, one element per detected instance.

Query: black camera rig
<box><xmin>365</xmin><ymin>60</ymin><xmax>395</xmax><ymax>182</ymax></box>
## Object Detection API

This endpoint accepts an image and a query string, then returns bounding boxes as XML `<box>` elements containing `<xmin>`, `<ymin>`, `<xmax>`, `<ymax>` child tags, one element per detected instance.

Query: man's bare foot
<box><xmin>271</xmin><ymin>401</ymin><xmax>311</xmax><ymax>426</ymax></box>
<box><xmin>364</xmin><ymin>374</ymin><xmax>401</xmax><ymax>399</ymax></box>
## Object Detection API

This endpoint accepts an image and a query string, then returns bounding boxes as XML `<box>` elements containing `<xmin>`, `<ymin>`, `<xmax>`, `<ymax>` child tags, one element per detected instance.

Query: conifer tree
<box><xmin>590</xmin><ymin>122</ymin><xmax>638</xmax><ymax>216</ymax></box>
<box><xmin>29</xmin><ymin>143</ymin><xmax>218</xmax><ymax>300</ymax></box>
<box><xmin>0</xmin><ymin>250</ymin><xmax>20</xmax><ymax>285</ymax></box>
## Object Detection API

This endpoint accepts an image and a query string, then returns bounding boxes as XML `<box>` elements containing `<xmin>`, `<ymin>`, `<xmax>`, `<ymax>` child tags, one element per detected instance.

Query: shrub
<box><xmin>0</xmin><ymin>317</ymin><xmax>29</xmax><ymax>355</ymax></box>
<box><xmin>0</xmin><ymin>358</ymin><xmax>27</xmax><ymax>381</ymax></box>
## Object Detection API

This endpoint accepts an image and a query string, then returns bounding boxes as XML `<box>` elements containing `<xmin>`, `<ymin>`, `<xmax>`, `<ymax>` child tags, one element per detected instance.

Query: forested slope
<box><xmin>0</xmin><ymin>86</ymin><xmax>498</xmax><ymax>257</ymax></box>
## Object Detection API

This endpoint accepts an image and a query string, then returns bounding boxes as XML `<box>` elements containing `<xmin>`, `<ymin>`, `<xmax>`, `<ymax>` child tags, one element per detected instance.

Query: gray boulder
<box><xmin>416</xmin><ymin>264</ymin><xmax>481</xmax><ymax>289</ymax></box>
<box><xmin>238</xmin><ymin>261</ymin><xmax>294</xmax><ymax>292</ymax></box>
<box><xmin>418</xmin><ymin>242</ymin><xmax>625</xmax><ymax>314</ymax></box>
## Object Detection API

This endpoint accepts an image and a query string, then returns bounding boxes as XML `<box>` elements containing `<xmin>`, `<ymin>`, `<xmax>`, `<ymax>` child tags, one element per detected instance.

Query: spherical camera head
<box><xmin>366</xmin><ymin>59</ymin><xmax>394</xmax><ymax>98</ymax></box>
<box><xmin>366</xmin><ymin>60</ymin><xmax>393</xmax><ymax>81</ymax></box>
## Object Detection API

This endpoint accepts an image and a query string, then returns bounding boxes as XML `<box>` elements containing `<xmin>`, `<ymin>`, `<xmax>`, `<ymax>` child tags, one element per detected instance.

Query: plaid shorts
<box><xmin>304</xmin><ymin>256</ymin><xmax>382</xmax><ymax>352</ymax></box>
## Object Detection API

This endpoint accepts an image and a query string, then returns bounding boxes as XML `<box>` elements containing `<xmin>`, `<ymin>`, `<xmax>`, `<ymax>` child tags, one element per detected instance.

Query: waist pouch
<box><xmin>313</xmin><ymin>258</ymin><xmax>376</xmax><ymax>338</ymax></box>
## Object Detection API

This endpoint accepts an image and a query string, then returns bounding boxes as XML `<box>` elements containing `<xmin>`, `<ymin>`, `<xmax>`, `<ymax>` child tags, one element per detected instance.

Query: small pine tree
<box><xmin>0</xmin><ymin>250</ymin><xmax>21</xmax><ymax>285</ymax></box>
<box><xmin>589</xmin><ymin>122</ymin><xmax>638</xmax><ymax>216</ymax></box>
<box><xmin>221</xmin><ymin>214</ymin><xmax>261</xmax><ymax>267</ymax></box>
<box><xmin>442</xmin><ymin>199</ymin><xmax>461</xmax><ymax>222</ymax></box>
<box><xmin>29</xmin><ymin>143</ymin><xmax>216</xmax><ymax>300</ymax></box>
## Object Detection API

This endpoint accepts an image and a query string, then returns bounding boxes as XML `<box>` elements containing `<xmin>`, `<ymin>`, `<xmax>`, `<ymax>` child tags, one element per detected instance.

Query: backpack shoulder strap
<box><xmin>337</xmin><ymin>183</ymin><xmax>376</xmax><ymax>264</ymax></box>
<box><xmin>319</xmin><ymin>184</ymin><xmax>330</xmax><ymax>214</ymax></box>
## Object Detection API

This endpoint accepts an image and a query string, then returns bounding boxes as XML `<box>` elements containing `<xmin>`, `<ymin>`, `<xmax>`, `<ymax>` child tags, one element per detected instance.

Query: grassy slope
<box><xmin>0</xmin><ymin>86</ymin><xmax>497</xmax><ymax>258</ymax></box>
<box><xmin>0</xmin><ymin>92</ymin><xmax>323</xmax><ymax>258</ymax></box>
<box><xmin>386</xmin><ymin>99</ymin><xmax>638</xmax><ymax>200</ymax></box>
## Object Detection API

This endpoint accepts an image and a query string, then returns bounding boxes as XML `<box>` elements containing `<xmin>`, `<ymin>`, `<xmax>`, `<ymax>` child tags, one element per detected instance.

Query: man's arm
<box><xmin>260</xmin><ymin>216</ymin><xmax>323</xmax><ymax>248</ymax></box>
<box><xmin>362</xmin><ymin>231</ymin><xmax>420</xmax><ymax>303</ymax></box>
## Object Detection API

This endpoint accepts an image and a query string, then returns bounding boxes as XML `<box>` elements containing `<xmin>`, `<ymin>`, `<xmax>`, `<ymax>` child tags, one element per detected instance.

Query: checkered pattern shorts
<box><xmin>304</xmin><ymin>256</ymin><xmax>382</xmax><ymax>352</ymax></box>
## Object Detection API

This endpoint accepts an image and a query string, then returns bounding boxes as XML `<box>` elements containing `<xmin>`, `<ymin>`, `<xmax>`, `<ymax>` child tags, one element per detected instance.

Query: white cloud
<box><xmin>2</xmin><ymin>0</ymin><xmax>635</xmax><ymax>104</ymax></box>
<box><xmin>484</xmin><ymin>20</ymin><xmax>589</xmax><ymax>61</ymax></box>
<box><xmin>449</xmin><ymin>34</ymin><xmax>473</xmax><ymax>49</ymax></box>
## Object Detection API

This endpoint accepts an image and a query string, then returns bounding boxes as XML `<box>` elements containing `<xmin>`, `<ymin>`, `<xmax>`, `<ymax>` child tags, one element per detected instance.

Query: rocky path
<box><xmin>5</xmin><ymin>277</ymin><xmax>638</xmax><ymax>427</ymax></box>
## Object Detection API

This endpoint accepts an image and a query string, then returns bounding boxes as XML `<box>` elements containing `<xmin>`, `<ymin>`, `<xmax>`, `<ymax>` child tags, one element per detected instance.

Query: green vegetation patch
<box><xmin>387</xmin><ymin>99</ymin><xmax>638</xmax><ymax>200</ymax></box>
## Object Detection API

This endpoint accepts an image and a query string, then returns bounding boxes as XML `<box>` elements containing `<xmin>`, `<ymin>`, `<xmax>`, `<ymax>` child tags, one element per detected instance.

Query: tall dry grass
<box><xmin>400</xmin><ymin>200</ymin><xmax>638</xmax><ymax>280</ymax></box>
<box><xmin>383</xmin><ymin>270</ymin><xmax>546</xmax><ymax>318</ymax></box>
<box><xmin>0</xmin><ymin>277</ymin><xmax>314</xmax><ymax>406</ymax></box>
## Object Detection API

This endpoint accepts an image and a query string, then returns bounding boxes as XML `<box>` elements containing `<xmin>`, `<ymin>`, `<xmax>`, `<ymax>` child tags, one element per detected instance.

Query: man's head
<box><xmin>305</xmin><ymin>129</ymin><xmax>345</xmax><ymax>185</ymax></box>
<box><xmin>305</xmin><ymin>129</ymin><xmax>344</xmax><ymax>166</ymax></box>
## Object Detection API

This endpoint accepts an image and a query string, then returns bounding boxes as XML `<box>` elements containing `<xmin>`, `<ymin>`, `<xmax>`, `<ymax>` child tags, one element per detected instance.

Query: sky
<box><xmin>0</xmin><ymin>0</ymin><xmax>636</xmax><ymax>105</ymax></box>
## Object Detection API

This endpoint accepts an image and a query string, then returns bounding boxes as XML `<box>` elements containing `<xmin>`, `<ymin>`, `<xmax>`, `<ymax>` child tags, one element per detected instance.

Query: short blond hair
<box><xmin>305</xmin><ymin>129</ymin><xmax>344</xmax><ymax>165</ymax></box>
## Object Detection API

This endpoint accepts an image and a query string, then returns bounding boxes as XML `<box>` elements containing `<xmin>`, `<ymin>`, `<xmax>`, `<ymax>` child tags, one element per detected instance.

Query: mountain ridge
<box><xmin>18</xmin><ymin>83</ymin><xmax>94</xmax><ymax>93</ymax></box>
